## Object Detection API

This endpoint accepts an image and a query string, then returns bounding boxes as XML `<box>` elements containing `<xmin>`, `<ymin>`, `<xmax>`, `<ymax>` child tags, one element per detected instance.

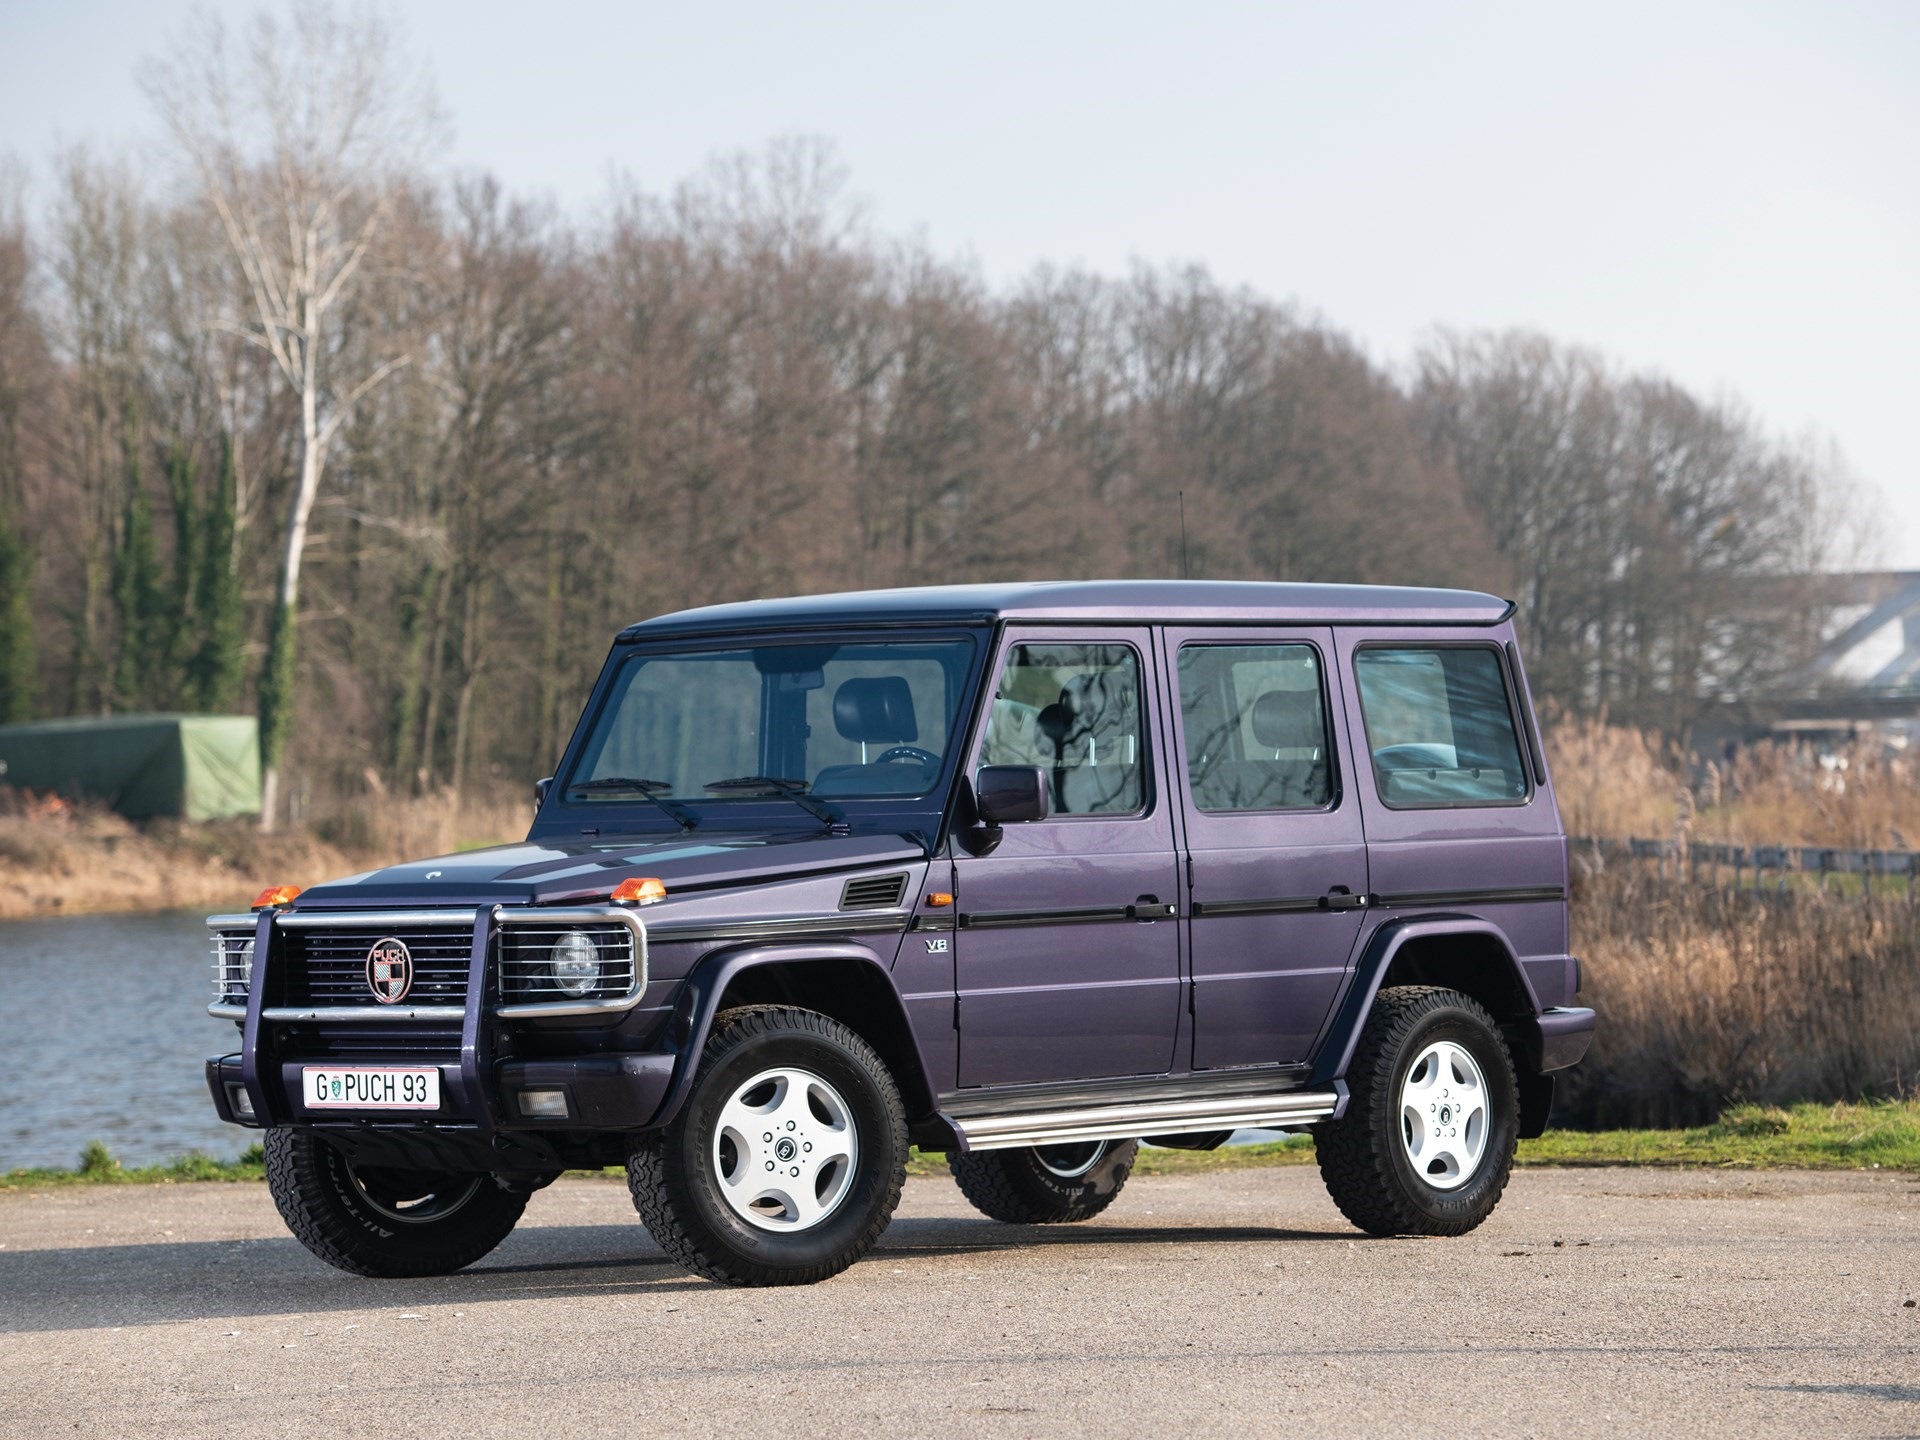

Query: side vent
<box><xmin>840</xmin><ymin>873</ymin><xmax>908</xmax><ymax>911</ymax></box>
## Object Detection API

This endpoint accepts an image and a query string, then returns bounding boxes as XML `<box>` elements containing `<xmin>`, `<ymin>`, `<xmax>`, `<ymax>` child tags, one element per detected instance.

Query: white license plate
<box><xmin>302</xmin><ymin>1066</ymin><xmax>441</xmax><ymax>1111</ymax></box>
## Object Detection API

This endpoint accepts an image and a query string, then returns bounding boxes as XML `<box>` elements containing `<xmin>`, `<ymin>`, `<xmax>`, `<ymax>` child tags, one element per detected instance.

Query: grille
<box><xmin>282</xmin><ymin>925</ymin><xmax>474</xmax><ymax>1007</ymax></box>
<box><xmin>210</xmin><ymin>931</ymin><xmax>253</xmax><ymax>1003</ymax></box>
<box><xmin>499</xmin><ymin>923</ymin><xmax>638</xmax><ymax>1003</ymax></box>
<box><xmin>274</xmin><ymin>1024</ymin><xmax>463</xmax><ymax>1060</ymax></box>
<box><xmin>840</xmin><ymin>873</ymin><xmax>908</xmax><ymax>910</ymax></box>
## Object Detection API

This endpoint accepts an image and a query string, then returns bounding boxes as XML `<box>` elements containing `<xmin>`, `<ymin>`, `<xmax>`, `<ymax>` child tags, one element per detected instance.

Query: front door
<box><xmin>1163</xmin><ymin>629</ymin><xmax>1370</xmax><ymax>1069</ymax></box>
<box><xmin>952</xmin><ymin>630</ymin><xmax>1182</xmax><ymax>1087</ymax></box>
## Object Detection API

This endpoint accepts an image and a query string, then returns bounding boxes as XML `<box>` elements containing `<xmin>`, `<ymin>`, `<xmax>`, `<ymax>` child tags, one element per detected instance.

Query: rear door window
<box><xmin>1352</xmin><ymin>646</ymin><xmax>1530</xmax><ymax>808</ymax></box>
<box><xmin>1176</xmin><ymin>644</ymin><xmax>1334</xmax><ymax>811</ymax></box>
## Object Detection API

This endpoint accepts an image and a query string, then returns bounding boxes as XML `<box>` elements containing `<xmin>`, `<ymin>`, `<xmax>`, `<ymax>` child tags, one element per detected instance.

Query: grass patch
<box><xmin>1515</xmin><ymin>1099</ymin><xmax>1920</xmax><ymax>1172</ymax></box>
<box><xmin>9</xmin><ymin>1101</ymin><xmax>1915</xmax><ymax>1193</ymax></box>
<box><xmin>909</xmin><ymin>1100</ymin><xmax>1920</xmax><ymax>1177</ymax></box>
<box><xmin>0</xmin><ymin>1141</ymin><xmax>266</xmax><ymax>1192</ymax></box>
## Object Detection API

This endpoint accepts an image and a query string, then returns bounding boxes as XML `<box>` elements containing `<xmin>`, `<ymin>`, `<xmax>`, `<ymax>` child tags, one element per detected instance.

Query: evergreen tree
<box><xmin>163</xmin><ymin>444</ymin><xmax>199</xmax><ymax>695</ymax></box>
<box><xmin>0</xmin><ymin>504</ymin><xmax>35</xmax><ymax>724</ymax></box>
<box><xmin>109</xmin><ymin>440</ymin><xmax>167</xmax><ymax>711</ymax></box>
<box><xmin>189</xmin><ymin>434</ymin><xmax>244</xmax><ymax>712</ymax></box>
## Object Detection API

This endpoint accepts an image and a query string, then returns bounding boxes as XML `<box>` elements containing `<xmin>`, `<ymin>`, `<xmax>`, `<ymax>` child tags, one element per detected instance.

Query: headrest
<box><xmin>833</xmin><ymin>677</ymin><xmax>918</xmax><ymax>744</ymax></box>
<box><xmin>1251</xmin><ymin>689</ymin><xmax>1322</xmax><ymax>751</ymax></box>
<box><xmin>1059</xmin><ymin>673</ymin><xmax>1134</xmax><ymax>732</ymax></box>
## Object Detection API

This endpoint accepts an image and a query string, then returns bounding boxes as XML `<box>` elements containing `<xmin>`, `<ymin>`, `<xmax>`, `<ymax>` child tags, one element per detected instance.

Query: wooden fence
<box><xmin>1572</xmin><ymin>836</ymin><xmax>1920</xmax><ymax>898</ymax></box>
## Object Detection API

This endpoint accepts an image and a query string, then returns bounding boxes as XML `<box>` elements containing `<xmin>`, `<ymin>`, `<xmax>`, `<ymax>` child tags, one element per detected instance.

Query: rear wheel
<box><xmin>950</xmin><ymin>1138</ymin><xmax>1138</xmax><ymax>1223</ymax></box>
<box><xmin>628</xmin><ymin>1006</ymin><xmax>907</xmax><ymax>1286</ymax></box>
<box><xmin>1314</xmin><ymin>985</ymin><xmax>1518</xmax><ymax>1237</ymax></box>
<box><xmin>263</xmin><ymin>1128</ymin><xmax>527</xmax><ymax>1277</ymax></box>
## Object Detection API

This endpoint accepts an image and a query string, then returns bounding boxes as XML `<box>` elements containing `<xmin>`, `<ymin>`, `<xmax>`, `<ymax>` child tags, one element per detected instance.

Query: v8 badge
<box><xmin>924</xmin><ymin>937</ymin><xmax>949</xmax><ymax>953</ymax></box>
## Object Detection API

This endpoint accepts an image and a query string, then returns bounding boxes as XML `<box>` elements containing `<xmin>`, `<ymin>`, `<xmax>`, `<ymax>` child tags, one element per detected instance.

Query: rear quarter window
<box><xmin>1352</xmin><ymin>645</ymin><xmax>1530</xmax><ymax>808</ymax></box>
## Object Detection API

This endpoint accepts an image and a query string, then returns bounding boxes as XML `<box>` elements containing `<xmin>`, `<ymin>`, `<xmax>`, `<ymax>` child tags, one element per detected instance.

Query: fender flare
<box><xmin>1309</xmin><ymin>916</ymin><xmax>1543</xmax><ymax>1088</ymax></box>
<box><xmin>648</xmin><ymin>940</ymin><xmax>936</xmax><ymax>1128</ymax></box>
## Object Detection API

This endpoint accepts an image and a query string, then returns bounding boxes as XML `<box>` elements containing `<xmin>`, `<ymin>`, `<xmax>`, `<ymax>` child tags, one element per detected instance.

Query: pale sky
<box><xmin>4</xmin><ymin>0</ymin><xmax>1916</xmax><ymax>565</ymax></box>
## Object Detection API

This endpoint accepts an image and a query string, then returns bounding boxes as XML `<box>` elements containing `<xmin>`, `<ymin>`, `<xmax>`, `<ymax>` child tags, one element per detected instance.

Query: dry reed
<box><xmin>1562</xmin><ymin>865</ymin><xmax>1920</xmax><ymax>1126</ymax></box>
<box><xmin>1545</xmin><ymin>713</ymin><xmax>1920</xmax><ymax>850</ymax></box>
<box><xmin>1549</xmin><ymin>717</ymin><xmax>1920</xmax><ymax>1124</ymax></box>
<box><xmin>0</xmin><ymin>787</ymin><xmax>530</xmax><ymax>919</ymax></box>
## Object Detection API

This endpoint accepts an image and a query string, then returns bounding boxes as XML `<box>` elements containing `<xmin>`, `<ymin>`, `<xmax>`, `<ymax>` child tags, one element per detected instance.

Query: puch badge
<box><xmin>365</xmin><ymin>937</ymin><xmax>415</xmax><ymax>1003</ymax></box>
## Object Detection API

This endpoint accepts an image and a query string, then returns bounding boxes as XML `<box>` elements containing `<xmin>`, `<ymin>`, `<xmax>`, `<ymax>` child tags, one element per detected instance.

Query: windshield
<box><xmin>565</xmin><ymin>637</ymin><xmax>979</xmax><ymax>810</ymax></box>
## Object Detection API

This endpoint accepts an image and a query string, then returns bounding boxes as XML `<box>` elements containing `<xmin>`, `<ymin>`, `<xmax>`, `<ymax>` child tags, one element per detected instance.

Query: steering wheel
<box><xmin>874</xmin><ymin>745</ymin><xmax>939</xmax><ymax>768</ymax></box>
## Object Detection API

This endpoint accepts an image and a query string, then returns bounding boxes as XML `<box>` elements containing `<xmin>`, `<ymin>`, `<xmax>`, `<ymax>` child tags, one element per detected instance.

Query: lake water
<box><xmin>0</xmin><ymin>911</ymin><xmax>1303</xmax><ymax>1173</ymax></box>
<box><xmin>0</xmin><ymin>911</ymin><xmax>243</xmax><ymax>1171</ymax></box>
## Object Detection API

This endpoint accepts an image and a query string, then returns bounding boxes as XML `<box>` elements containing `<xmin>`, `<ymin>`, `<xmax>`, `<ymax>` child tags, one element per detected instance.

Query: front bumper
<box><xmin>206</xmin><ymin>1051</ymin><xmax>676</xmax><ymax>1132</ymax></box>
<box><xmin>208</xmin><ymin>902</ymin><xmax>677</xmax><ymax>1153</ymax></box>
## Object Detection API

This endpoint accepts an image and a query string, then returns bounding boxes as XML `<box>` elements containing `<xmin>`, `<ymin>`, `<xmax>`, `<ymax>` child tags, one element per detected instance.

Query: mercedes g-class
<box><xmin>204</xmin><ymin>581</ymin><xmax>1594</xmax><ymax>1285</ymax></box>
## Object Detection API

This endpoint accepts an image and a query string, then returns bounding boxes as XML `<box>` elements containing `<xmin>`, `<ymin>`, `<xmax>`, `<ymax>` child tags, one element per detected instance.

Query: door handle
<box><xmin>1128</xmin><ymin>895</ymin><xmax>1179</xmax><ymax>921</ymax></box>
<box><xmin>1319</xmin><ymin>887</ymin><xmax>1369</xmax><ymax>912</ymax></box>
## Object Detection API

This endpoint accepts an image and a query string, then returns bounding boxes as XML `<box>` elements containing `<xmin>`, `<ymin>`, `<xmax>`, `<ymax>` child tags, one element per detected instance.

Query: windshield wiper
<box><xmin>701</xmin><ymin>776</ymin><xmax>847</xmax><ymax>831</ymax></box>
<box><xmin>566</xmin><ymin>777</ymin><xmax>699</xmax><ymax>831</ymax></box>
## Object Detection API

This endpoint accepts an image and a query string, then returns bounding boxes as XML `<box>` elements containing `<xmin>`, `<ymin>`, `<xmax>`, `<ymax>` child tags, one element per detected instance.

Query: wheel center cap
<box><xmin>774</xmin><ymin>1137</ymin><xmax>798</xmax><ymax>1162</ymax></box>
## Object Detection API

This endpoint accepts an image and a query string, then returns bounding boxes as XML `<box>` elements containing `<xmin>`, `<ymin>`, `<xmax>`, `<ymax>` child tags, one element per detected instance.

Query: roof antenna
<box><xmin>1178</xmin><ymin>490</ymin><xmax>1189</xmax><ymax>580</ymax></box>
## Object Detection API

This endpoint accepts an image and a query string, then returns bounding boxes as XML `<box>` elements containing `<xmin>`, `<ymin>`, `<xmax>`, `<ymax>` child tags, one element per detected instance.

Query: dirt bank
<box><xmin>0</xmin><ymin>794</ymin><xmax>525</xmax><ymax>919</ymax></box>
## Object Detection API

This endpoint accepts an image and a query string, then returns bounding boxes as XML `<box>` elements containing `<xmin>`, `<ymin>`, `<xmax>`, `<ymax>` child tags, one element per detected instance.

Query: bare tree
<box><xmin>141</xmin><ymin>0</ymin><xmax>439</xmax><ymax>828</ymax></box>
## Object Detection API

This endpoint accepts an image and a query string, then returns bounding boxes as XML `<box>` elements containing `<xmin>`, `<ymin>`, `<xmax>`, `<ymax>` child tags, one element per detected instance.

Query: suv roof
<box><xmin>619</xmin><ymin>580</ymin><xmax>1514</xmax><ymax>640</ymax></box>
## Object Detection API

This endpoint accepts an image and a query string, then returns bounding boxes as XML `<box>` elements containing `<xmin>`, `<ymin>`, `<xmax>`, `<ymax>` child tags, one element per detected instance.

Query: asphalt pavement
<box><xmin>2</xmin><ymin>1165</ymin><xmax>1917</xmax><ymax>1438</ymax></box>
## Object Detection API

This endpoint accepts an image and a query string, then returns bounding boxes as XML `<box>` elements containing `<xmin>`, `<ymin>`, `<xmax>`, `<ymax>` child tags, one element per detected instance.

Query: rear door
<box><xmin>1162</xmin><ymin>629</ymin><xmax>1371</xmax><ymax>1069</ymax></box>
<box><xmin>951</xmin><ymin>629</ymin><xmax>1183</xmax><ymax>1086</ymax></box>
<box><xmin>1334</xmin><ymin>630</ymin><xmax>1569</xmax><ymax>1004</ymax></box>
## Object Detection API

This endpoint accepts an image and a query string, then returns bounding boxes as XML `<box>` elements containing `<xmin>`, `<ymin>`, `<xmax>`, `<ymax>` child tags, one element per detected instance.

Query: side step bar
<box><xmin>949</xmin><ymin>1088</ymin><xmax>1343</xmax><ymax>1153</ymax></box>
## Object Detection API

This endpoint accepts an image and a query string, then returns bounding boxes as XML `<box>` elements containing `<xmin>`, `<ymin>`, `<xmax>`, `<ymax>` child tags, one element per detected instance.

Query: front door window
<box><xmin>981</xmin><ymin>643</ymin><xmax>1145</xmax><ymax>815</ymax></box>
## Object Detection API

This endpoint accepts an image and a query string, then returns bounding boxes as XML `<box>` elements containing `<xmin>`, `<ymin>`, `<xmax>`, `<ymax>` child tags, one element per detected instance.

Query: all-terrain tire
<box><xmin>627</xmin><ymin>1005</ymin><xmax>908</xmax><ymax>1286</ymax></box>
<box><xmin>263</xmin><ymin>1128</ymin><xmax>527</xmax><ymax>1277</ymax></box>
<box><xmin>1314</xmin><ymin>985</ymin><xmax>1519</xmax><ymax>1237</ymax></box>
<box><xmin>949</xmin><ymin>1139</ymin><xmax>1138</xmax><ymax>1224</ymax></box>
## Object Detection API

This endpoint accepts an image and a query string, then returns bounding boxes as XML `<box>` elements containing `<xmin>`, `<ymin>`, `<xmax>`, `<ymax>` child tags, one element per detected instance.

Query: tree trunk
<box><xmin>258</xmin><ymin>354</ymin><xmax>325</xmax><ymax>833</ymax></box>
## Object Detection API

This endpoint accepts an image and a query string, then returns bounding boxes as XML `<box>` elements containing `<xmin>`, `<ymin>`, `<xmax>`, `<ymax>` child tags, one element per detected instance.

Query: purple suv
<box><xmin>205</xmin><ymin>581</ymin><xmax>1593</xmax><ymax>1285</ymax></box>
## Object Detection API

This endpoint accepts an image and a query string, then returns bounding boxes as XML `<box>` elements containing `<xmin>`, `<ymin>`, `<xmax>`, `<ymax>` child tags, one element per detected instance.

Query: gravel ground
<box><xmin>2</xmin><ymin>1165</ymin><xmax>1917</xmax><ymax>1438</ymax></box>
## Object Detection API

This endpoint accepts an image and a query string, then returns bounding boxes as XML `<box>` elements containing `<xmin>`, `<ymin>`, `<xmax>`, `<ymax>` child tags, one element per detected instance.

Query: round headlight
<box><xmin>550</xmin><ymin>930</ymin><xmax>601</xmax><ymax>998</ymax></box>
<box><xmin>231</xmin><ymin>936</ymin><xmax>255</xmax><ymax>993</ymax></box>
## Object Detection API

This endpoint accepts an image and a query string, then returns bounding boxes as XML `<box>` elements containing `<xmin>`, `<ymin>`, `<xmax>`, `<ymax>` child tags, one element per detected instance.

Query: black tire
<box><xmin>263</xmin><ymin>1128</ymin><xmax>527</xmax><ymax>1277</ymax></box>
<box><xmin>1314</xmin><ymin>986</ymin><xmax>1519</xmax><ymax>1237</ymax></box>
<box><xmin>950</xmin><ymin>1139</ymin><xmax>1138</xmax><ymax>1224</ymax></box>
<box><xmin>627</xmin><ymin>1005</ymin><xmax>908</xmax><ymax>1286</ymax></box>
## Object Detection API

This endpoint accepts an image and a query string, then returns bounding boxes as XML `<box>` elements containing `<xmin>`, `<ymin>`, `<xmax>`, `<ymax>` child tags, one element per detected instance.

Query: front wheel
<box><xmin>950</xmin><ymin>1139</ymin><xmax>1138</xmax><ymax>1223</ymax></box>
<box><xmin>1314</xmin><ymin>986</ymin><xmax>1519</xmax><ymax>1237</ymax></box>
<box><xmin>627</xmin><ymin>1005</ymin><xmax>907</xmax><ymax>1286</ymax></box>
<box><xmin>263</xmin><ymin>1129</ymin><xmax>527</xmax><ymax>1277</ymax></box>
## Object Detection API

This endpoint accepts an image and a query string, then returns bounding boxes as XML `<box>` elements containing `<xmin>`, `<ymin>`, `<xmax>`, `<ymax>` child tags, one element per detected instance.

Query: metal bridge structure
<box><xmin>1693</xmin><ymin>571</ymin><xmax>1920</xmax><ymax>750</ymax></box>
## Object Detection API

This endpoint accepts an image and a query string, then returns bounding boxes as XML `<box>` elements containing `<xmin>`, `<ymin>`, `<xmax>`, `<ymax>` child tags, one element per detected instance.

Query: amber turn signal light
<box><xmin>925</xmin><ymin>892</ymin><xmax>954</xmax><ymax>908</ymax></box>
<box><xmin>611</xmin><ymin>876</ymin><xmax>667</xmax><ymax>906</ymax></box>
<box><xmin>251</xmin><ymin>884</ymin><xmax>302</xmax><ymax>910</ymax></box>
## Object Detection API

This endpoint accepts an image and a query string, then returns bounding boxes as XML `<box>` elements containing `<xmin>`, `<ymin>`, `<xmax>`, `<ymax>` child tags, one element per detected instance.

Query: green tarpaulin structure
<box><xmin>0</xmin><ymin>714</ymin><xmax>261</xmax><ymax>821</ymax></box>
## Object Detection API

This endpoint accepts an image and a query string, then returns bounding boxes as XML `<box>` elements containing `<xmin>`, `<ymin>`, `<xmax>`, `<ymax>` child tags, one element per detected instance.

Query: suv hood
<box><xmin>291</xmin><ymin>831</ymin><xmax>929</xmax><ymax>909</ymax></box>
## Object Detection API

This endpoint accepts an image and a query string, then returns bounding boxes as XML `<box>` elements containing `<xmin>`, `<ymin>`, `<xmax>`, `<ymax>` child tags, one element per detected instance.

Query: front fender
<box><xmin>1309</xmin><ymin>916</ymin><xmax>1545</xmax><ymax>1088</ymax></box>
<box><xmin>648</xmin><ymin>940</ymin><xmax>935</xmax><ymax>1129</ymax></box>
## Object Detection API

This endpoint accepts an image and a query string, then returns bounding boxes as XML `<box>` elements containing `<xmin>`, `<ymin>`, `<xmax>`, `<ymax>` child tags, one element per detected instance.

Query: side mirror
<box><xmin>534</xmin><ymin>776</ymin><xmax>554</xmax><ymax>807</ymax></box>
<box><xmin>975</xmin><ymin>765</ymin><xmax>1050</xmax><ymax>825</ymax></box>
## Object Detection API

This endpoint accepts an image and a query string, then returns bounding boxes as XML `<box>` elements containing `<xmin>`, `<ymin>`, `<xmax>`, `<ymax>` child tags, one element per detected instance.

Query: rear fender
<box><xmin>1310</xmin><ymin>917</ymin><xmax>1544</xmax><ymax>1088</ymax></box>
<box><xmin>650</xmin><ymin>941</ymin><xmax>937</xmax><ymax>1129</ymax></box>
